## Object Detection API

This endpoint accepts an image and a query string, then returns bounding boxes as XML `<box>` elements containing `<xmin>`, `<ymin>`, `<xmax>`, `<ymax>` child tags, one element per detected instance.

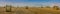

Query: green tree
<box><xmin>46</xmin><ymin>6</ymin><xmax>50</xmax><ymax>8</ymax></box>
<box><xmin>53</xmin><ymin>6</ymin><xmax>59</xmax><ymax>10</ymax></box>
<box><xmin>6</xmin><ymin>5</ymin><xmax>12</xmax><ymax>12</ymax></box>
<box><xmin>26</xmin><ymin>6</ymin><xmax>28</xmax><ymax>9</ymax></box>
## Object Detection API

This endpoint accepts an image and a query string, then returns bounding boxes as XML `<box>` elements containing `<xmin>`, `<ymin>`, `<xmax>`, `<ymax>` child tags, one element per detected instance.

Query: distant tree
<box><xmin>53</xmin><ymin>6</ymin><xmax>59</xmax><ymax>10</ymax></box>
<box><xmin>26</xmin><ymin>6</ymin><xmax>28</xmax><ymax>9</ymax></box>
<box><xmin>46</xmin><ymin>6</ymin><xmax>50</xmax><ymax>8</ymax></box>
<box><xmin>41</xmin><ymin>6</ymin><xmax>43</xmax><ymax>8</ymax></box>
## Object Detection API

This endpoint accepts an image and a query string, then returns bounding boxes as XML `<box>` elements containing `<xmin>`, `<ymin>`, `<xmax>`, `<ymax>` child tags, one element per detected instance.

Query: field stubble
<box><xmin>0</xmin><ymin>7</ymin><xmax>60</xmax><ymax>14</ymax></box>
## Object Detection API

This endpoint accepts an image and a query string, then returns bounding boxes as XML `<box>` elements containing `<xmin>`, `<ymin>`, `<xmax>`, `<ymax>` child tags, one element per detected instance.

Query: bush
<box><xmin>26</xmin><ymin>6</ymin><xmax>28</xmax><ymax>9</ymax></box>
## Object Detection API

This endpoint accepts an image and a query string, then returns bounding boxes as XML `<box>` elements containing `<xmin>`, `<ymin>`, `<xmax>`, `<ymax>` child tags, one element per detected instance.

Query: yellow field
<box><xmin>0</xmin><ymin>7</ymin><xmax>60</xmax><ymax>14</ymax></box>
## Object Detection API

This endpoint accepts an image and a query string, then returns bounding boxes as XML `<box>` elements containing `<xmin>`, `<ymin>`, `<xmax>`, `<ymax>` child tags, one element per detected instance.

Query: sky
<box><xmin>0</xmin><ymin>0</ymin><xmax>60</xmax><ymax>7</ymax></box>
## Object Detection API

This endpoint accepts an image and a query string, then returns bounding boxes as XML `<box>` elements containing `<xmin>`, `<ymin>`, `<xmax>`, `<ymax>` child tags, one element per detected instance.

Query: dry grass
<box><xmin>0</xmin><ymin>7</ymin><xmax>60</xmax><ymax>14</ymax></box>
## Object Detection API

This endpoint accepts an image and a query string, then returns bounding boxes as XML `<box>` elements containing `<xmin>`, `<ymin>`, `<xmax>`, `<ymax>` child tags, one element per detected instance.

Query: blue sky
<box><xmin>0</xmin><ymin>0</ymin><xmax>60</xmax><ymax>7</ymax></box>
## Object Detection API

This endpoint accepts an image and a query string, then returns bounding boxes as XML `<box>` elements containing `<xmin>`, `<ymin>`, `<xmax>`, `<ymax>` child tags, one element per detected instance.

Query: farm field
<box><xmin>0</xmin><ymin>0</ymin><xmax>60</xmax><ymax>14</ymax></box>
<box><xmin>0</xmin><ymin>7</ymin><xmax>60</xmax><ymax>14</ymax></box>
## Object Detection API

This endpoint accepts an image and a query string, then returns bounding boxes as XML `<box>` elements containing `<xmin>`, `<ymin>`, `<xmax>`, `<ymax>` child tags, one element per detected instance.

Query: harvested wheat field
<box><xmin>0</xmin><ymin>7</ymin><xmax>60</xmax><ymax>14</ymax></box>
<box><xmin>0</xmin><ymin>0</ymin><xmax>60</xmax><ymax>14</ymax></box>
